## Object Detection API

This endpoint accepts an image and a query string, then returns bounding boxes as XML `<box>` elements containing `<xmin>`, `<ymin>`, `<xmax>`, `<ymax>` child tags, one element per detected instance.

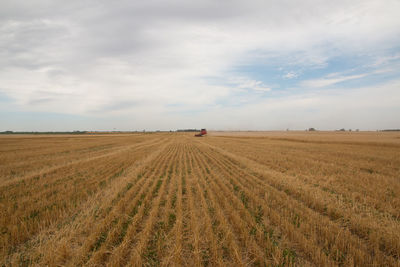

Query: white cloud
<box><xmin>301</xmin><ymin>67</ymin><xmax>396</xmax><ymax>88</ymax></box>
<box><xmin>369</xmin><ymin>53</ymin><xmax>400</xmax><ymax>67</ymax></box>
<box><xmin>301</xmin><ymin>73</ymin><xmax>368</xmax><ymax>88</ymax></box>
<box><xmin>229</xmin><ymin>76</ymin><xmax>271</xmax><ymax>92</ymax></box>
<box><xmin>283</xmin><ymin>71</ymin><xmax>298</xmax><ymax>79</ymax></box>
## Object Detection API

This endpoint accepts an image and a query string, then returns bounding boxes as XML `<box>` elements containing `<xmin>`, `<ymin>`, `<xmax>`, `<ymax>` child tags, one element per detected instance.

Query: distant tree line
<box><xmin>0</xmin><ymin>131</ymin><xmax>87</xmax><ymax>134</ymax></box>
<box><xmin>176</xmin><ymin>129</ymin><xmax>200</xmax><ymax>132</ymax></box>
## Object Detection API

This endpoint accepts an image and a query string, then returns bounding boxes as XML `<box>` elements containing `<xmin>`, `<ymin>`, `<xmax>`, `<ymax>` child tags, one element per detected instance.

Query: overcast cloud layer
<box><xmin>1</xmin><ymin>0</ymin><xmax>400</xmax><ymax>131</ymax></box>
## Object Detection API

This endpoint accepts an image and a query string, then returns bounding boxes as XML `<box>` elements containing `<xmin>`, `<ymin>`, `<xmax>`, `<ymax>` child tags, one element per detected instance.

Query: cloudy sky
<box><xmin>1</xmin><ymin>0</ymin><xmax>400</xmax><ymax>131</ymax></box>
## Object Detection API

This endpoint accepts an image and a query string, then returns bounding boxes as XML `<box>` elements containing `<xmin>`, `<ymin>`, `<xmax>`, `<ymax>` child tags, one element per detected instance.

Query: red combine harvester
<box><xmin>195</xmin><ymin>129</ymin><xmax>207</xmax><ymax>137</ymax></box>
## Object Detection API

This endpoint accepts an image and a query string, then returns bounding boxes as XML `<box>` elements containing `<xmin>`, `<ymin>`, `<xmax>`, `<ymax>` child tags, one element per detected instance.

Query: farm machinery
<box><xmin>195</xmin><ymin>129</ymin><xmax>207</xmax><ymax>137</ymax></box>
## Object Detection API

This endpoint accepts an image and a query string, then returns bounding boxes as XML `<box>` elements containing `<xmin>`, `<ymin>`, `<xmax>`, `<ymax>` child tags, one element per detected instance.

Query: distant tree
<box><xmin>308</xmin><ymin>128</ymin><xmax>316</xmax><ymax>131</ymax></box>
<box><xmin>339</xmin><ymin>128</ymin><xmax>345</xmax><ymax>131</ymax></box>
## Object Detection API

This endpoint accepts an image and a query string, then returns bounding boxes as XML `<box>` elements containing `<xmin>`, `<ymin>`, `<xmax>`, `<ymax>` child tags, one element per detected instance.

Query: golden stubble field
<box><xmin>0</xmin><ymin>131</ymin><xmax>399</xmax><ymax>266</ymax></box>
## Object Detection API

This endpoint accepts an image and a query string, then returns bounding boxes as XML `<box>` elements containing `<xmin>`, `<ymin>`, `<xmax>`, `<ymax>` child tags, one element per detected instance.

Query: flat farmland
<box><xmin>1</xmin><ymin>132</ymin><xmax>399</xmax><ymax>266</ymax></box>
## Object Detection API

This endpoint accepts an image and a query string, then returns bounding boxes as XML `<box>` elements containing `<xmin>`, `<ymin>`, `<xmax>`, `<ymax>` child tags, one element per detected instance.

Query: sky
<box><xmin>1</xmin><ymin>0</ymin><xmax>400</xmax><ymax>131</ymax></box>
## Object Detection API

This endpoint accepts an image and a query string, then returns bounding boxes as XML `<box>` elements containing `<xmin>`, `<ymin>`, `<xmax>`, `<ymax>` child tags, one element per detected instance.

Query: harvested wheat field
<box><xmin>1</xmin><ymin>132</ymin><xmax>400</xmax><ymax>266</ymax></box>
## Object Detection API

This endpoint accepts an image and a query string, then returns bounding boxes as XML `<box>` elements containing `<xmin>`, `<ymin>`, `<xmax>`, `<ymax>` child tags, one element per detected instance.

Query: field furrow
<box><xmin>186</xmin><ymin>144</ymin><xmax>225</xmax><ymax>266</ymax></box>
<box><xmin>106</xmin><ymin>144</ymin><xmax>179</xmax><ymax>267</ymax></box>
<box><xmin>184</xmin><ymin>144</ymin><xmax>202</xmax><ymax>266</ymax></box>
<box><xmin>79</xmin><ymin>144</ymin><xmax>176</xmax><ymax>266</ymax></box>
<box><xmin>192</xmin><ymin>142</ymin><xmax>287</xmax><ymax>266</ymax></box>
<box><xmin>190</xmin><ymin>146</ymin><xmax>248</xmax><ymax>266</ymax></box>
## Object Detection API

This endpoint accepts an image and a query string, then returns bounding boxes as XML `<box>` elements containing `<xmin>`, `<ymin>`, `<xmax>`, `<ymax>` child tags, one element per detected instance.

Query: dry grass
<box><xmin>0</xmin><ymin>131</ymin><xmax>399</xmax><ymax>266</ymax></box>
